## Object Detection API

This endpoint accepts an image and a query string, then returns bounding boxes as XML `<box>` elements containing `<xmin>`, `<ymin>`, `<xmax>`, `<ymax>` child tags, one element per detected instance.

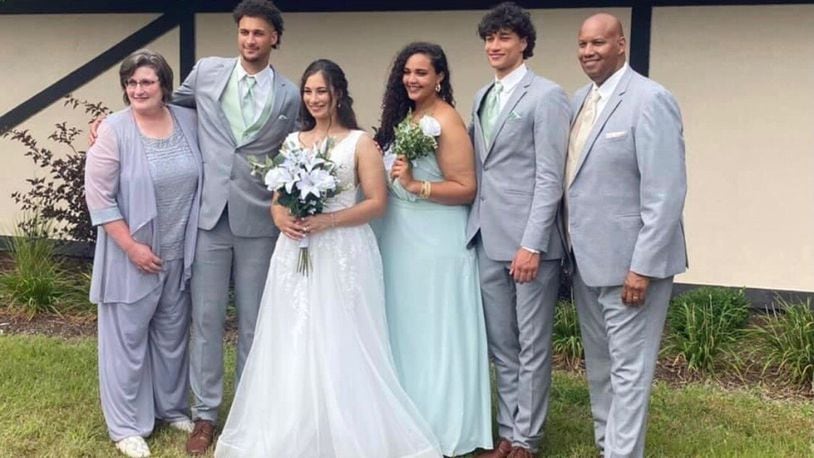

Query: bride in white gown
<box><xmin>214</xmin><ymin>60</ymin><xmax>440</xmax><ymax>458</ymax></box>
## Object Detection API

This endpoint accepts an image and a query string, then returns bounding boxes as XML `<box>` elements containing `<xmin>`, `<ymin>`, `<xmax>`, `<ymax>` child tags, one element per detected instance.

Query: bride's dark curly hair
<box><xmin>299</xmin><ymin>59</ymin><xmax>359</xmax><ymax>131</ymax></box>
<box><xmin>374</xmin><ymin>42</ymin><xmax>454</xmax><ymax>149</ymax></box>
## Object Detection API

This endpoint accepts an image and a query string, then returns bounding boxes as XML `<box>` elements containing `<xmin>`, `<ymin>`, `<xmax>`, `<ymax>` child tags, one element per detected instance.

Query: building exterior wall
<box><xmin>650</xmin><ymin>5</ymin><xmax>814</xmax><ymax>292</ymax></box>
<box><xmin>1</xmin><ymin>6</ymin><xmax>812</xmax><ymax>292</ymax></box>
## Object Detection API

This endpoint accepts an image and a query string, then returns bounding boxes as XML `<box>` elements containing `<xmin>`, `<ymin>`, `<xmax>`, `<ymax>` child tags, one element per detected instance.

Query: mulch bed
<box><xmin>0</xmin><ymin>308</ymin><xmax>240</xmax><ymax>341</ymax></box>
<box><xmin>0</xmin><ymin>309</ymin><xmax>97</xmax><ymax>338</ymax></box>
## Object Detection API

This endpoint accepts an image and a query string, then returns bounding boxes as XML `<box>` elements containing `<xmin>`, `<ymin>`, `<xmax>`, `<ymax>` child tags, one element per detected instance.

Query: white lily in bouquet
<box><xmin>251</xmin><ymin>137</ymin><xmax>340</xmax><ymax>275</ymax></box>
<box><xmin>383</xmin><ymin>110</ymin><xmax>441</xmax><ymax>173</ymax></box>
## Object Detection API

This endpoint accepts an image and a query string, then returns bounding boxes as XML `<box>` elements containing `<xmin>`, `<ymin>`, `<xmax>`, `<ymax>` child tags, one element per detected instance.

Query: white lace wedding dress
<box><xmin>215</xmin><ymin>130</ymin><xmax>440</xmax><ymax>458</ymax></box>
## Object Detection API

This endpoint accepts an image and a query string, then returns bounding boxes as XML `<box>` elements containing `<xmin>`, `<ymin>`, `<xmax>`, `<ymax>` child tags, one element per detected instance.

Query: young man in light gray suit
<box><xmin>565</xmin><ymin>13</ymin><xmax>687</xmax><ymax>458</ymax></box>
<box><xmin>465</xmin><ymin>3</ymin><xmax>570</xmax><ymax>458</ymax></box>
<box><xmin>170</xmin><ymin>0</ymin><xmax>299</xmax><ymax>453</ymax></box>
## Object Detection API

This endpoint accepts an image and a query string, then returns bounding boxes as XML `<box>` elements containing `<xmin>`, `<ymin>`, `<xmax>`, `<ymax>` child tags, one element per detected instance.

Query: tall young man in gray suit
<box><xmin>566</xmin><ymin>13</ymin><xmax>687</xmax><ymax>458</ymax></box>
<box><xmin>465</xmin><ymin>3</ymin><xmax>570</xmax><ymax>457</ymax></box>
<box><xmin>171</xmin><ymin>0</ymin><xmax>300</xmax><ymax>454</ymax></box>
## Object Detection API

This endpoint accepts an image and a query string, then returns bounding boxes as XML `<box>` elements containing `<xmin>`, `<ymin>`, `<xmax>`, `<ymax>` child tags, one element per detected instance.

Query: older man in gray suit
<box><xmin>465</xmin><ymin>3</ymin><xmax>570</xmax><ymax>458</ymax></box>
<box><xmin>566</xmin><ymin>13</ymin><xmax>687</xmax><ymax>458</ymax></box>
<box><xmin>171</xmin><ymin>0</ymin><xmax>299</xmax><ymax>454</ymax></box>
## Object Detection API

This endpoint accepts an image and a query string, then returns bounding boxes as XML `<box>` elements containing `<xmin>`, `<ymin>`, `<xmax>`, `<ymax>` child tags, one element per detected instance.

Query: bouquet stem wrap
<box><xmin>298</xmin><ymin>236</ymin><xmax>311</xmax><ymax>275</ymax></box>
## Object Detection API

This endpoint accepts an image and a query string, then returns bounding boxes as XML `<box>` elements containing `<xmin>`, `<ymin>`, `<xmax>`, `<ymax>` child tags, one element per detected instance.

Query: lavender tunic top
<box><xmin>85</xmin><ymin>106</ymin><xmax>202</xmax><ymax>304</ymax></box>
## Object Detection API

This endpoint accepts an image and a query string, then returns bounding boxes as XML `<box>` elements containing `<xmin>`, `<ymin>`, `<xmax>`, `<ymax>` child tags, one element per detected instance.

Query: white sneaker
<box><xmin>168</xmin><ymin>417</ymin><xmax>195</xmax><ymax>433</ymax></box>
<box><xmin>115</xmin><ymin>436</ymin><xmax>150</xmax><ymax>458</ymax></box>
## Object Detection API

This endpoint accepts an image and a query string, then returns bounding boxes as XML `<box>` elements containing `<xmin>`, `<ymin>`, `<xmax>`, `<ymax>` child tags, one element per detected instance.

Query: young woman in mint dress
<box><xmin>374</xmin><ymin>42</ymin><xmax>492</xmax><ymax>456</ymax></box>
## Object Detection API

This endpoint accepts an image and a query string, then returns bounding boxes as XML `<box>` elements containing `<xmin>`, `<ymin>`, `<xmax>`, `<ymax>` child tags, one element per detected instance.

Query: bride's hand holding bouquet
<box><xmin>252</xmin><ymin>136</ymin><xmax>340</xmax><ymax>275</ymax></box>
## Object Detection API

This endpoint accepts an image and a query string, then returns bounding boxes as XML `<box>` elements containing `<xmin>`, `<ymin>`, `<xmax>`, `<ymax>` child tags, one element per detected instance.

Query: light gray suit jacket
<box><xmin>466</xmin><ymin>69</ymin><xmax>570</xmax><ymax>262</ymax></box>
<box><xmin>567</xmin><ymin>68</ymin><xmax>688</xmax><ymax>287</ymax></box>
<box><xmin>173</xmin><ymin>57</ymin><xmax>299</xmax><ymax>238</ymax></box>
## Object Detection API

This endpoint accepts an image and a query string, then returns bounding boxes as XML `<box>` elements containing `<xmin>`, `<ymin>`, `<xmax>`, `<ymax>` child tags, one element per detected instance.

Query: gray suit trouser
<box><xmin>477</xmin><ymin>242</ymin><xmax>559</xmax><ymax>452</ymax></box>
<box><xmin>189</xmin><ymin>210</ymin><xmax>276</xmax><ymax>422</ymax></box>
<box><xmin>573</xmin><ymin>265</ymin><xmax>673</xmax><ymax>458</ymax></box>
<box><xmin>98</xmin><ymin>259</ymin><xmax>190</xmax><ymax>441</ymax></box>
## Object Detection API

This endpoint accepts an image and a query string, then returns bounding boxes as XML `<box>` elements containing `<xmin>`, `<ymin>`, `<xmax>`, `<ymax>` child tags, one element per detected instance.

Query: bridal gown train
<box><xmin>215</xmin><ymin>130</ymin><xmax>440</xmax><ymax>458</ymax></box>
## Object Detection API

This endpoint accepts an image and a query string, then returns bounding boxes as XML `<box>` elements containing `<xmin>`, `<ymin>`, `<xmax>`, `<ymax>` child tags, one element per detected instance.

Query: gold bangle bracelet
<box><xmin>419</xmin><ymin>180</ymin><xmax>431</xmax><ymax>199</ymax></box>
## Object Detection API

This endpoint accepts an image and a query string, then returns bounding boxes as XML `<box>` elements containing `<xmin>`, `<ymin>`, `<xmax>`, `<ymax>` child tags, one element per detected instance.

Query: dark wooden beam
<box><xmin>0</xmin><ymin>13</ymin><xmax>180</xmax><ymax>134</ymax></box>
<box><xmin>629</xmin><ymin>4</ymin><xmax>652</xmax><ymax>76</ymax></box>
<box><xmin>3</xmin><ymin>0</ymin><xmax>810</xmax><ymax>15</ymax></box>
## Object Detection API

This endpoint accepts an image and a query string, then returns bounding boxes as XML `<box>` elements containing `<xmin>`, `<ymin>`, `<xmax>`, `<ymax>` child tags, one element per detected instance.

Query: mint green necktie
<box><xmin>480</xmin><ymin>81</ymin><xmax>503</xmax><ymax>145</ymax></box>
<box><xmin>241</xmin><ymin>75</ymin><xmax>257</xmax><ymax>127</ymax></box>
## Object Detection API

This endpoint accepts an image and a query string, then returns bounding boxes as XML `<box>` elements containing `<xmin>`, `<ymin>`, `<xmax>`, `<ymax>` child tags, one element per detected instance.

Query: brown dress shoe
<box><xmin>508</xmin><ymin>446</ymin><xmax>535</xmax><ymax>458</ymax></box>
<box><xmin>478</xmin><ymin>438</ymin><xmax>513</xmax><ymax>458</ymax></box>
<box><xmin>185</xmin><ymin>420</ymin><xmax>215</xmax><ymax>455</ymax></box>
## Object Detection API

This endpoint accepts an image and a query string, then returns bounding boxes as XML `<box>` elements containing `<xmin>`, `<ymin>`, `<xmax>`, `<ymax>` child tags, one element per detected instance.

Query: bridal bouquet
<box><xmin>251</xmin><ymin>137</ymin><xmax>340</xmax><ymax>275</ymax></box>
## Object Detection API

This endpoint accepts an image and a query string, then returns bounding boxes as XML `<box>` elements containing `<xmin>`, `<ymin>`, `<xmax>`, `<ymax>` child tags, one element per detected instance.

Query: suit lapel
<box><xmin>571</xmin><ymin>86</ymin><xmax>590</xmax><ymax>125</ymax></box>
<box><xmin>484</xmin><ymin>70</ymin><xmax>533</xmax><ymax>161</ymax></box>
<box><xmin>214</xmin><ymin>58</ymin><xmax>239</xmax><ymax>146</ymax></box>
<box><xmin>471</xmin><ymin>86</ymin><xmax>490</xmax><ymax>162</ymax></box>
<box><xmin>570</xmin><ymin>69</ymin><xmax>634</xmax><ymax>184</ymax></box>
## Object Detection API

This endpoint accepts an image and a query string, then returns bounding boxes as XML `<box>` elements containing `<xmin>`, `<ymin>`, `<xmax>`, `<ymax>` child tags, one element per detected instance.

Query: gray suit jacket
<box><xmin>466</xmin><ymin>69</ymin><xmax>570</xmax><ymax>262</ymax></box>
<box><xmin>173</xmin><ymin>57</ymin><xmax>299</xmax><ymax>238</ymax></box>
<box><xmin>567</xmin><ymin>68</ymin><xmax>688</xmax><ymax>287</ymax></box>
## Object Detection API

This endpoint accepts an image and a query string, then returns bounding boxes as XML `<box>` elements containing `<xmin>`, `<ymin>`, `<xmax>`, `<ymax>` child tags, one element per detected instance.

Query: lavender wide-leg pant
<box><xmin>97</xmin><ymin>259</ymin><xmax>191</xmax><ymax>441</ymax></box>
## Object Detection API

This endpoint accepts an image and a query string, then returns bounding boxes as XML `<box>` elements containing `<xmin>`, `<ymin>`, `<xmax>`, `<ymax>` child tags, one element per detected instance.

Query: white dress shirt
<box><xmin>494</xmin><ymin>63</ymin><xmax>527</xmax><ymax>112</ymax></box>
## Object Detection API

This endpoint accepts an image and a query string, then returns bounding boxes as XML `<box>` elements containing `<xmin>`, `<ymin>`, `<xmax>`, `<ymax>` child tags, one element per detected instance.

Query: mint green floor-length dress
<box><xmin>374</xmin><ymin>153</ymin><xmax>493</xmax><ymax>456</ymax></box>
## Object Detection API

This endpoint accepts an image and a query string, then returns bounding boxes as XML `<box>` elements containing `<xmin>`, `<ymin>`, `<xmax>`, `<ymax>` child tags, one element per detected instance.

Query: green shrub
<box><xmin>665</xmin><ymin>287</ymin><xmax>750</xmax><ymax>372</ymax></box>
<box><xmin>2</xmin><ymin>95</ymin><xmax>110</xmax><ymax>243</ymax></box>
<box><xmin>752</xmin><ymin>299</ymin><xmax>814</xmax><ymax>391</ymax></box>
<box><xmin>553</xmin><ymin>300</ymin><xmax>583</xmax><ymax>368</ymax></box>
<box><xmin>0</xmin><ymin>217</ymin><xmax>86</xmax><ymax>315</ymax></box>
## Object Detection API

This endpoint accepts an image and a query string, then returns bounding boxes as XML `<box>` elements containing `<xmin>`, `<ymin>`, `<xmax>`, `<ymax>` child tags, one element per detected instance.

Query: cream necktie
<box><xmin>241</xmin><ymin>75</ymin><xmax>257</xmax><ymax>126</ymax></box>
<box><xmin>480</xmin><ymin>81</ymin><xmax>503</xmax><ymax>145</ymax></box>
<box><xmin>566</xmin><ymin>88</ymin><xmax>600</xmax><ymax>187</ymax></box>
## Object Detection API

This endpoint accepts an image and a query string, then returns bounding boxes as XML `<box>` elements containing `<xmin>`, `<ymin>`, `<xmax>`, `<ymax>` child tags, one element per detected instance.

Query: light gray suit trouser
<box><xmin>477</xmin><ymin>242</ymin><xmax>559</xmax><ymax>452</ymax></box>
<box><xmin>572</xmin><ymin>264</ymin><xmax>673</xmax><ymax>458</ymax></box>
<box><xmin>98</xmin><ymin>259</ymin><xmax>190</xmax><ymax>441</ymax></box>
<box><xmin>189</xmin><ymin>210</ymin><xmax>276</xmax><ymax>422</ymax></box>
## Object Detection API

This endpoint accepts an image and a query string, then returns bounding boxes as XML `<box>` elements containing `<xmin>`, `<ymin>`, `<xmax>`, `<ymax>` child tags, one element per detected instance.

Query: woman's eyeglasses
<box><xmin>125</xmin><ymin>79</ymin><xmax>158</xmax><ymax>89</ymax></box>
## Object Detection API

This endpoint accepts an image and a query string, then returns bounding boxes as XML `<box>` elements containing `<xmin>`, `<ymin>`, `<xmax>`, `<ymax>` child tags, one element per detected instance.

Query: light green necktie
<box><xmin>241</xmin><ymin>75</ymin><xmax>257</xmax><ymax>127</ymax></box>
<box><xmin>480</xmin><ymin>81</ymin><xmax>503</xmax><ymax>145</ymax></box>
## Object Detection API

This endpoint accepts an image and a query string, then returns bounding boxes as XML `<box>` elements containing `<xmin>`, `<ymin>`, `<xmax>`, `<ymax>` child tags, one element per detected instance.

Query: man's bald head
<box><xmin>577</xmin><ymin>13</ymin><xmax>627</xmax><ymax>85</ymax></box>
<box><xmin>582</xmin><ymin>13</ymin><xmax>624</xmax><ymax>39</ymax></box>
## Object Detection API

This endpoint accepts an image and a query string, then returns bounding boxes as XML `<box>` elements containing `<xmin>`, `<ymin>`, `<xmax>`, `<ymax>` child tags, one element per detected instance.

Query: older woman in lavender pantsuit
<box><xmin>85</xmin><ymin>49</ymin><xmax>202</xmax><ymax>458</ymax></box>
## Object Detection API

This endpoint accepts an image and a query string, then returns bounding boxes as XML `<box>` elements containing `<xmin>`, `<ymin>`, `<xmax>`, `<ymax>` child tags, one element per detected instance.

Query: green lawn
<box><xmin>1</xmin><ymin>334</ymin><xmax>812</xmax><ymax>457</ymax></box>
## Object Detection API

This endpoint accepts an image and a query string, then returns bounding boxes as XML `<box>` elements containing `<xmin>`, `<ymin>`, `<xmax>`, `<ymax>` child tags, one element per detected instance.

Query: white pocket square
<box><xmin>509</xmin><ymin>111</ymin><xmax>522</xmax><ymax>120</ymax></box>
<box><xmin>604</xmin><ymin>131</ymin><xmax>627</xmax><ymax>139</ymax></box>
<box><xmin>278</xmin><ymin>114</ymin><xmax>288</xmax><ymax>120</ymax></box>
